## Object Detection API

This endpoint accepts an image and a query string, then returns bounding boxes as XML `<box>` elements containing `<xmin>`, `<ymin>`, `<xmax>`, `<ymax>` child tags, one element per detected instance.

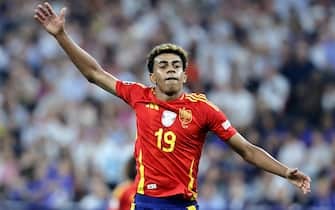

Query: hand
<box><xmin>286</xmin><ymin>168</ymin><xmax>311</xmax><ymax>194</ymax></box>
<box><xmin>34</xmin><ymin>2</ymin><xmax>66</xmax><ymax>36</ymax></box>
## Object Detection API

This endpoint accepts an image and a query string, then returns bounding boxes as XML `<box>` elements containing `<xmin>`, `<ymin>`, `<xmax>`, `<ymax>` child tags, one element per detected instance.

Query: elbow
<box><xmin>86</xmin><ymin>75</ymin><xmax>95</xmax><ymax>83</ymax></box>
<box><xmin>241</xmin><ymin>144</ymin><xmax>256</xmax><ymax>163</ymax></box>
<box><xmin>84</xmin><ymin>70</ymin><xmax>98</xmax><ymax>83</ymax></box>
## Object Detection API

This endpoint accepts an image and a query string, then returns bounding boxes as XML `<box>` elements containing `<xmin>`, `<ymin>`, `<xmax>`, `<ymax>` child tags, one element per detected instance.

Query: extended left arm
<box><xmin>226</xmin><ymin>133</ymin><xmax>311</xmax><ymax>194</ymax></box>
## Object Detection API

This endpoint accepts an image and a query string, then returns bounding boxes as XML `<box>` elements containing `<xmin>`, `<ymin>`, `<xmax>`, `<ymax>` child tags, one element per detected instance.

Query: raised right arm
<box><xmin>34</xmin><ymin>2</ymin><xmax>118</xmax><ymax>95</ymax></box>
<box><xmin>54</xmin><ymin>30</ymin><xmax>118</xmax><ymax>94</ymax></box>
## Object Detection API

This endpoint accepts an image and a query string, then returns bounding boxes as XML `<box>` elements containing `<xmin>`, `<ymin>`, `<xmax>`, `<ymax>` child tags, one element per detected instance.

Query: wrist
<box><xmin>54</xmin><ymin>30</ymin><xmax>67</xmax><ymax>40</ymax></box>
<box><xmin>284</xmin><ymin>167</ymin><xmax>291</xmax><ymax>179</ymax></box>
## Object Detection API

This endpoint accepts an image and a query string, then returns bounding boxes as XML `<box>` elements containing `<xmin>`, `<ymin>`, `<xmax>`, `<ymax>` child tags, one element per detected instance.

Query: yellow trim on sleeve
<box><xmin>185</xmin><ymin>94</ymin><xmax>219</xmax><ymax>111</ymax></box>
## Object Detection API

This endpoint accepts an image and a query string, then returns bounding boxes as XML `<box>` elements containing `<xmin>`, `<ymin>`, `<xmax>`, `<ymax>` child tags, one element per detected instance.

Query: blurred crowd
<box><xmin>0</xmin><ymin>0</ymin><xmax>335</xmax><ymax>209</ymax></box>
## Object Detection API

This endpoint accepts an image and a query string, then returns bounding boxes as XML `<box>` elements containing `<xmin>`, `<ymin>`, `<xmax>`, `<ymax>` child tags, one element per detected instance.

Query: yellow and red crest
<box><xmin>179</xmin><ymin>107</ymin><xmax>192</xmax><ymax>128</ymax></box>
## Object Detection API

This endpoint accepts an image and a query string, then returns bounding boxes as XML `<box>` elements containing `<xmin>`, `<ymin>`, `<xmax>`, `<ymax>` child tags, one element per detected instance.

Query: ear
<box><xmin>150</xmin><ymin>73</ymin><xmax>156</xmax><ymax>84</ymax></box>
<box><xmin>183</xmin><ymin>72</ymin><xmax>187</xmax><ymax>83</ymax></box>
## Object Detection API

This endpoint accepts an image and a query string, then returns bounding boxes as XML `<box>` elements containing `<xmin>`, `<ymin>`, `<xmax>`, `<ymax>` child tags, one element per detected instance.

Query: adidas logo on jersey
<box><xmin>146</xmin><ymin>103</ymin><xmax>159</xmax><ymax>110</ymax></box>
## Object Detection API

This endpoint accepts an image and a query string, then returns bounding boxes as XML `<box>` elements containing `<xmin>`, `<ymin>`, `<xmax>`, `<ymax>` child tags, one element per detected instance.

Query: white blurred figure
<box><xmin>269</xmin><ymin>134</ymin><xmax>307</xmax><ymax>203</ymax></box>
<box><xmin>228</xmin><ymin>172</ymin><xmax>247</xmax><ymax>210</ymax></box>
<box><xmin>278</xmin><ymin>134</ymin><xmax>306</xmax><ymax>171</ymax></box>
<box><xmin>92</xmin><ymin>132</ymin><xmax>133</xmax><ymax>186</ymax></box>
<box><xmin>249</xmin><ymin>172</ymin><xmax>275</xmax><ymax>203</ymax></box>
<box><xmin>0</xmin><ymin>45</ymin><xmax>9</xmax><ymax>75</ymax></box>
<box><xmin>79</xmin><ymin>175</ymin><xmax>110</xmax><ymax>210</ymax></box>
<box><xmin>274</xmin><ymin>0</ymin><xmax>310</xmax><ymax>21</ymax></box>
<box><xmin>209</xmin><ymin>77</ymin><xmax>256</xmax><ymax>129</ymax></box>
<box><xmin>303</xmin><ymin>131</ymin><xmax>332</xmax><ymax>178</ymax></box>
<box><xmin>56</xmin><ymin>61</ymin><xmax>90</xmax><ymax>102</ymax></box>
<box><xmin>198</xmin><ymin>143</ymin><xmax>225</xmax><ymax>178</ymax></box>
<box><xmin>198</xmin><ymin>181</ymin><xmax>227</xmax><ymax>210</ymax></box>
<box><xmin>258</xmin><ymin>65</ymin><xmax>290</xmax><ymax>113</ymax></box>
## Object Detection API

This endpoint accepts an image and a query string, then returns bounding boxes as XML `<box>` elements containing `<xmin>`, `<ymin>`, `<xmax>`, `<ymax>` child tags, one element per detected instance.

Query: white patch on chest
<box><xmin>161</xmin><ymin>110</ymin><xmax>177</xmax><ymax>127</ymax></box>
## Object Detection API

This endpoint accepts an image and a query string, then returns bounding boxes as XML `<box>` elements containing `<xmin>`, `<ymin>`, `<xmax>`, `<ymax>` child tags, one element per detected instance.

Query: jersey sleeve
<box><xmin>116</xmin><ymin>80</ymin><xmax>146</xmax><ymax>107</ymax></box>
<box><xmin>204</xmin><ymin>101</ymin><xmax>237</xmax><ymax>141</ymax></box>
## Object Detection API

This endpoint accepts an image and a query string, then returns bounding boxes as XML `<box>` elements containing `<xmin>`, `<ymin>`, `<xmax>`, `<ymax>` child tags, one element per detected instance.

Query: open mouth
<box><xmin>165</xmin><ymin>77</ymin><xmax>178</xmax><ymax>81</ymax></box>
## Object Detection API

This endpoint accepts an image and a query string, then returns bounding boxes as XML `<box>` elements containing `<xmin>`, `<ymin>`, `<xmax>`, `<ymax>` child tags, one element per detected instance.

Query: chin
<box><xmin>165</xmin><ymin>91</ymin><xmax>178</xmax><ymax>96</ymax></box>
<box><xmin>164</xmin><ymin>87</ymin><xmax>180</xmax><ymax>96</ymax></box>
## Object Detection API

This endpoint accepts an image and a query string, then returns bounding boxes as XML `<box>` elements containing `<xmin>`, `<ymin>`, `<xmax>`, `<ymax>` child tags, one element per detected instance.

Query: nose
<box><xmin>166</xmin><ymin>64</ymin><xmax>177</xmax><ymax>73</ymax></box>
<box><xmin>166</xmin><ymin>68</ymin><xmax>176</xmax><ymax>74</ymax></box>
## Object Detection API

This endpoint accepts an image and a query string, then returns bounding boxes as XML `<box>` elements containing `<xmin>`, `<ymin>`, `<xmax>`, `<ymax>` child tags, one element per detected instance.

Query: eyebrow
<box><xmin>157</xmin><ymin>60</ymin><xmax>182</xmax><ymax>65</ymax></box>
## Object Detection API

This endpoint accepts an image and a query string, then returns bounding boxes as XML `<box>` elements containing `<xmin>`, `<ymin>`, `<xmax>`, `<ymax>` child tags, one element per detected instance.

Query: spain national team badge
<box><xmin>179</xmin><ymin>107</ymin><xmax>192</xmax><ymax>128</ymax></box>
<box><xmin>161</xmin><ymin>110</ymin><xmax>177</xmax><ymax>127</ymax></box>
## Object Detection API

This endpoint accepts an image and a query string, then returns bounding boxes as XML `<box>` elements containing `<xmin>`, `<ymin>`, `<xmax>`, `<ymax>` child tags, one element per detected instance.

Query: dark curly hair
<box><xmin>146</xmin><ymin>43</ymin><xmax>188</xmax><ymax>73</ymax></box>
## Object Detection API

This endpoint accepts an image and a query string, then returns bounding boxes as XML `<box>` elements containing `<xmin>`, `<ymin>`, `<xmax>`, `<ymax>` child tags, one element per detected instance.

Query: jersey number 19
<box><xmin>155</xmin><ymin>128</ymin><xmax>176</xmax><ymax>152</ymax></box>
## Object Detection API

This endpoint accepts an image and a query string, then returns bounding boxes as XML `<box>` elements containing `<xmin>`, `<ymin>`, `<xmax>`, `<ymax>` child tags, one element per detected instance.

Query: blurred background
<box><xmin>0</xmin><ymin>0</ymin><xmax>335</xmax><ymax>209</ymax></box>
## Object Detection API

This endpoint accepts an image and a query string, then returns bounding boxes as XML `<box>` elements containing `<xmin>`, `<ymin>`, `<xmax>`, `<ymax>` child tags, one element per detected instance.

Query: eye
<box><xmin>159</xmin><ymin>64</ymin><xmax>167</xmax><ymax>69</ymax></box>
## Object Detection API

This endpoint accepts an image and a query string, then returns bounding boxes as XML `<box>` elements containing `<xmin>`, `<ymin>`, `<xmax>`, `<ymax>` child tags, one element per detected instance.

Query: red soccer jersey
<box><xmin>116</xmin><ymin>81</ymin><xmax>237</xmax><ymax>200</ymax></box>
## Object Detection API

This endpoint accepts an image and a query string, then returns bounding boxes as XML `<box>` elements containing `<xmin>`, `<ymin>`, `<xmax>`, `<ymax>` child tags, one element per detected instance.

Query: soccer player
<box><xmin>34</xmin><ymin>3</ymin><xmax>311</xmax><ymax>210</ymax></box>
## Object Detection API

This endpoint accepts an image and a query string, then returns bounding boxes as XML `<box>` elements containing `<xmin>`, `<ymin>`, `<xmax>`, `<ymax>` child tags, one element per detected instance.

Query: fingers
<box><xmin>44</xmin><ymin>2</ymin><xmax>56</xmax><ymax>16</ymax></box>
<box><xmin>299</xmin><ymin>175</ymin><xmax>311</xmax><ymax>194</ymax></box>
<box><xmin>304</xmin><ymin>186</ymin><xmax>311</xmax><ymax>194</ymax></box>
<box><xmin>288</xmin><ymin>169</ymin><xmax>312</xmax><ymax>194</ymax></box>
<box><xmin>34</xmin><ymin>14</ymin><xmax>44</xmax><ymax>24</ymax></box>
<box><xmin>34</xmin><ymin>9</ymin><xmax>46</xmax><ymax>23</ymax></box>
<box><xmin>34</xmin><ymin>2</ymin><xmax>56</xmax><ymax>23</ymax></box>
<box><xmin>38</xmin><ymin>4</ymin><xmax>50</xmax><ymax>17</ymax></box>
<box><xmin>303</xmin><ymin>176</ymin><xmax>311</xmax><ymax>193</ymax></box>
<box><xmin>34</xmin><ymin>2</ymin><xmax>66</xmax><ymax>35</ymax></box>
<box><xmin>301</xmin><ymin>183</ymin><xmax>311</xmax><ymax>194</ymax></box>
<box><xmin>59</xmin><ymin>7</ymin><xmax>67</xmax><ymax>20</ymax></box>
<box><xmin>34</xmin><ymin>4</ymin><xmax>48</xmax><ymax>23</ymax></box>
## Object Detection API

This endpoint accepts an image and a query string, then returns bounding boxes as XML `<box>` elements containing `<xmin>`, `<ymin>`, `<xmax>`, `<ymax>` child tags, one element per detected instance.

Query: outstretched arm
<box><xmin>226</xmin><ymin>133</ymin><xmax>311</xmax><ymax>194</ymax></box>
<box><xmin>34</xmin><ymin>2</ymin><xmax>118</xmax><ymax>95</ymax></box>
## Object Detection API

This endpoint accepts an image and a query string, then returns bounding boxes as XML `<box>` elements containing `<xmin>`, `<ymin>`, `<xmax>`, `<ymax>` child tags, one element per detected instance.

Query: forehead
<box><xmin>154</xmin><ymin>53</ymin><xmax>182</xmax><ymax>63</ymax></box>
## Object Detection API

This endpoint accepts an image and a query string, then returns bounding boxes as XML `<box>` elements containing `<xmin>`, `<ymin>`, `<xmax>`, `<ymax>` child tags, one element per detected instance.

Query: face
<box><xmin>150</xmin><ymin>53</ymin><xmax>187</xmax><ymax>96</ymax></box>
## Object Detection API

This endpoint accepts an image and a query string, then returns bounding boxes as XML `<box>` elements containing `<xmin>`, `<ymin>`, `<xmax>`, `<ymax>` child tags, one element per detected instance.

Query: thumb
<box><xmin>288</xmin><ymin>168</ymin><xmax>298</xmax><ymax>177</ymax></box>
<box><xmin>291</xmin><ymin>168</ymin><xmax>298</xmax><ymax>174</ymax></box>
<box><xmin>60</xmin><ymin>7</ymin><xmax>67</xmax><ymax>20</ymax></box>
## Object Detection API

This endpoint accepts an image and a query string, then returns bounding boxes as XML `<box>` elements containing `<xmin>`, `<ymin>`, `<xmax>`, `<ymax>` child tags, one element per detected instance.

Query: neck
<box><xmin>154</xmin><ymin>87</ymin><xmax>183</xmax><ymax>101</ymax></box>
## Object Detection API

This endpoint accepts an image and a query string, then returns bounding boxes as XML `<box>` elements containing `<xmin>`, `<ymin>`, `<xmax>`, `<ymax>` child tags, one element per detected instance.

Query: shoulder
<box><xmin>118</xmin><ymin>80</ymin><xmax>147</xmax><ymax>88</ymax></box>
<box><xmin>116</xmin><ymin>81</ymin><xmax>152</xmax><ymax>104</ymax></box>
<box><xmin>184</xmin><ymin>93</ymin><xmax>220</xmax><ymax>111</ymax></box>
<box><xmin>117</xmin><ymin>80</ymin><xmax>151</xmax><ymax>94</ymax></box>
<box><xmin>185</xmin><ymin>93</ymin><xmax>207</xmax><ymax>102</ymax></box>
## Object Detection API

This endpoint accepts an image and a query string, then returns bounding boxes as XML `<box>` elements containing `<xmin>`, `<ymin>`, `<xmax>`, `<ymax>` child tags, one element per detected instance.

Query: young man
<box><xmin>34</xmin><ymin>3</ymin><xmax>311</xmax><ymax>210</ymax></box>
